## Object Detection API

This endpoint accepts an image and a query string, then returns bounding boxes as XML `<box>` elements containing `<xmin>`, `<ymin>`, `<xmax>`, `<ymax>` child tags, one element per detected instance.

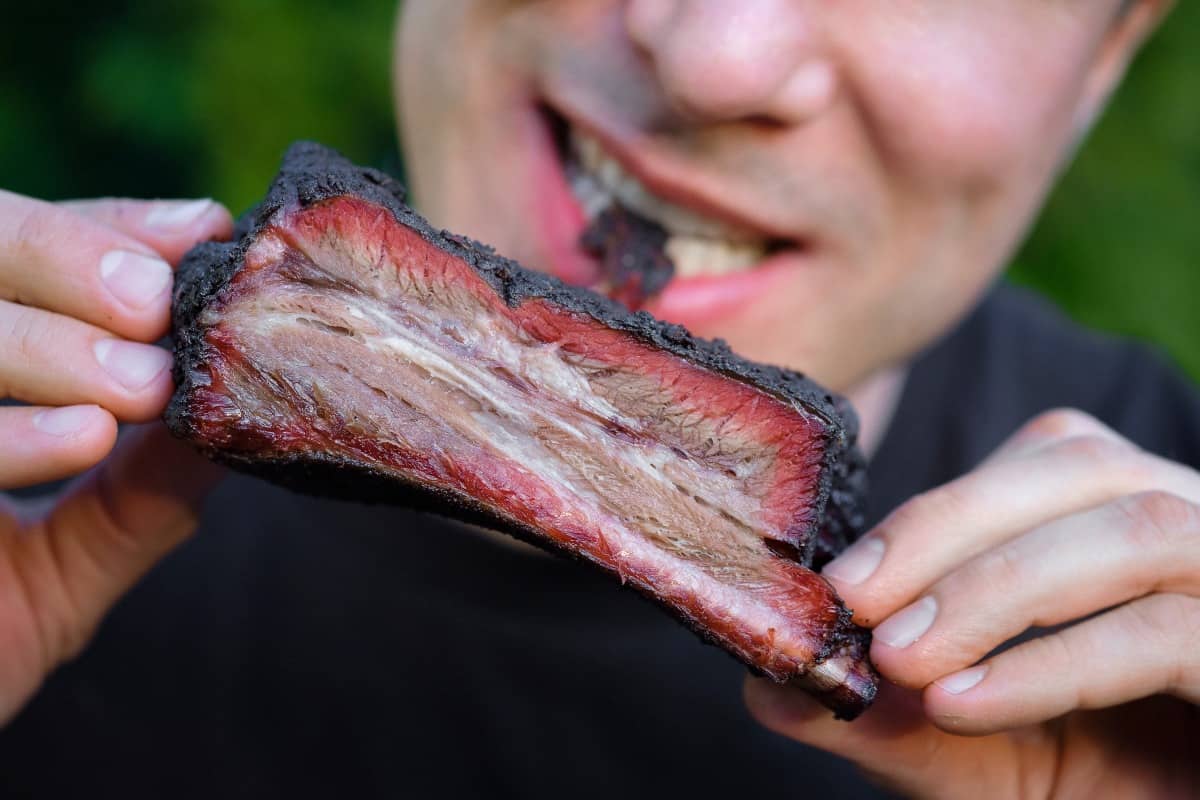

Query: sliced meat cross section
<box><xmin>166</xmin><ymin>142</ymin><xmax>878</xmax><ymax>719</ymax></box>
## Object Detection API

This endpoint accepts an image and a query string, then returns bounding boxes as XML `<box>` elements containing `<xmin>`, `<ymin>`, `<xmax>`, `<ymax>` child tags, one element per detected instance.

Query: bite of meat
<box><xmin>167</xmin><ymin>142</ymin><xmax>877</xmax><ymax>719</ymax></box>
<box><xmin>579</xmin><ymin>204</ymin><xmax>676</xmax><ymax>308</ymax></box>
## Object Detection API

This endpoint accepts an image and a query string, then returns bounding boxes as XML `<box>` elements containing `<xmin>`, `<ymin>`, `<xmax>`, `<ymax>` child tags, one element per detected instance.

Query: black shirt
<box><xmin>4</xmin><ymin>286</ymin><xmax>1200</xmax><ymax>798</ymax></box>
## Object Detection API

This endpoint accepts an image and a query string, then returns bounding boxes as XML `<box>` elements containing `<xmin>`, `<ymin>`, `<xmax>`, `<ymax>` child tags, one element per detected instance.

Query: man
<box><xmin>0</xmin><ymin>1</ymin><xmax>1195</xmax><ymax>797</ymax></box>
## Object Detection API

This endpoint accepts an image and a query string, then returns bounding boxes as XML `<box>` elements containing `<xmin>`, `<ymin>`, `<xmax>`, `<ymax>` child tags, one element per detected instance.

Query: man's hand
<box><xmin>0</xmin><ymin>192</ymin><xmax>232</xmax><ymax>725</ymax></box>
<box><xmin>745</xmin><ymin>409</ymin><xmax>1200</xmax><ymax>798</ymax></box>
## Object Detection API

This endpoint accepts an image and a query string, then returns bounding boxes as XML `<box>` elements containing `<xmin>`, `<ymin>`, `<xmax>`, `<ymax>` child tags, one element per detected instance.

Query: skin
<box><xmin>0</xmin><ymin>195</ymin><xmax>231</xmax><ymax>723</ymax></box>
<box><xmin>0</xmin><ymin>1</ymin><xmax>1195</xmax><ymax>796</ymax></box>
<box><xmin>402</xmin><ymin>2</ymin><xmax>1197</xmax><ymax>797</ymax></box>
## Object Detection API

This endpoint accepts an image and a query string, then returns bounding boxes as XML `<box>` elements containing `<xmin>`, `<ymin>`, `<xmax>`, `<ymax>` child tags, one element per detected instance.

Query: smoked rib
<box><xmin>165</xmin><ymin>142</ymin><xmax>878</xmax><ymax>718</ymax></box>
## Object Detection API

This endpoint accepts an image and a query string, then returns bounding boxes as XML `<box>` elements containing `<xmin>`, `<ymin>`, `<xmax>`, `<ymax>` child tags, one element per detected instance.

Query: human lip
<box><xmin>545</xmin><ymin>96</ymin><xmax>807</xmax><ymax>244</ymax></box>
<box><xmin>522</xmin><ymin>100</ymin><xmax>602</xmax><ymax>287</ymax></box>
<box><xmin>524</xmin><ymin>91</ymin><xmax>819</xmax><ymax>329</ymax></box>
<box><xmin>645</xmin><ymin>249</ymin><xmax>807</xmax><ymax>329</ymax></box>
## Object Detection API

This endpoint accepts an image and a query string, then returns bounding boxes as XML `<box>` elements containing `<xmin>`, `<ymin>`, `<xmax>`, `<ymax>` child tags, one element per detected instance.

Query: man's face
<box><xmin>396</xmin><ymin>1</ymin><xmax>1153</xmax><ymax>390</ymax></box>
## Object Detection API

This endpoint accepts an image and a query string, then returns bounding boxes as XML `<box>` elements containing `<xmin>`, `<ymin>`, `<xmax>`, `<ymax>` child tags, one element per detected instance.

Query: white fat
<box><xmin>342</xmin><ymin>300</ymin><xmax>767</xmax><ymax>535</ymax></box>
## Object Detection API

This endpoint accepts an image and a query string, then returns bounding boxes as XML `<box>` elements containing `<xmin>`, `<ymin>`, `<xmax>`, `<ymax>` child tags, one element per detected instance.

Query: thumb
<box><xmin>743</xmin><ymin>677</ymin><xmax>1016</xmax><ymax>799</ymax></box>
<box><xmin>30</xmin><ymin>423</ymin><xmax>223</xmax><ymax>664</ymax></box>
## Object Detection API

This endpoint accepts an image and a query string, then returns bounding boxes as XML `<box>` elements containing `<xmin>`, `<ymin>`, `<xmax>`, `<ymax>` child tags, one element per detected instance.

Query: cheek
<box><xmin>849</xmin><ymin>14</ymin><xmax>1093</xmax><ymax>191</ymax></box>
<box><xmin>397</xmin><ymin>2</ymin><xmax>530</xmax><ymax>234</ymax></box>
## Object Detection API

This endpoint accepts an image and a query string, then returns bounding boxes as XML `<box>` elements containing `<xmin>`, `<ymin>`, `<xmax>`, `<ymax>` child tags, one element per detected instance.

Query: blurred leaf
<box><xmin>1009</xmin><ymin>2</ymin><xmax>1200</xmax><ymax>378</ymax></box>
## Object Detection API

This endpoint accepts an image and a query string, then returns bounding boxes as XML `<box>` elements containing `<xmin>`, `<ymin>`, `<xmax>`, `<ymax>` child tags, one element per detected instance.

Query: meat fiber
<box><xmin>166</xmin><ymin>142</ymin><xmax>878</xmax><ymax>719</ymax></box>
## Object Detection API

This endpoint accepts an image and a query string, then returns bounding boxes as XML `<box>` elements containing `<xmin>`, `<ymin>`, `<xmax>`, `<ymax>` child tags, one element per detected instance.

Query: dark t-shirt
<box><xmin>3</xmin><ymin>286</ymin><xmax>1199</xmax><ymax>799</ymax></box>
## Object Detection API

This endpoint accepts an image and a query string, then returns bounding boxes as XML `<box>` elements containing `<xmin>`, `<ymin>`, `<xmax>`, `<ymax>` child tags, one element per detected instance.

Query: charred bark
<box><xmin>166</xmin><ymin>142</ymin><xmax>877</xmax><ymax>719</ymax></box>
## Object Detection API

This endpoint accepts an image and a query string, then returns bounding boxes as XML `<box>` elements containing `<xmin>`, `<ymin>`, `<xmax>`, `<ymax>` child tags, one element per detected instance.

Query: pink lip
<box><xmin>645</xmin><ymin>250</ymin><xmax>803</xmax><ymax>330</ymax></box>
<box><xmin>524</xmin><ymin>103</ymin><xmax>600</xmax><ymax>287</ymax></box>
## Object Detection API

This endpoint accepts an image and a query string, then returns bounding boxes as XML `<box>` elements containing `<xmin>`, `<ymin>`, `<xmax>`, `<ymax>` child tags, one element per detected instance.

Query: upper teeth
<box><xmin>569</xmin><ymin>129</ymin><xmax>768</xmax><ymax>277</ymax></box>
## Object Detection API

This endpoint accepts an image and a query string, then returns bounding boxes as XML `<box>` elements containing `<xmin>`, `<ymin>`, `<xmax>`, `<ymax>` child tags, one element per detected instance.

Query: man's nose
<box><xmin>625</xmin><ymin>0</ymin><xmax>836</xmax><ymax>124</ymax></box>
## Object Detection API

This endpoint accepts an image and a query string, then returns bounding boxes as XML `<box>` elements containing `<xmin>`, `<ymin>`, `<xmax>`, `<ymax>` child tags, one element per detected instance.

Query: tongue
<box><xmin>579</xmin><ymin>203</ymin><xmax>677</xmax><ymax>309</ymax></box>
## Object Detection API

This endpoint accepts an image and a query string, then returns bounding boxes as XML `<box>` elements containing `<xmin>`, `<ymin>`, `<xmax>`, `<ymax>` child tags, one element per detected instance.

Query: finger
<box><xmin>0</xmin><ymin>299</ymin><xmax>174</xmax><ymax>421</ymax></box>
<box><xmin>744</xmin><ymin>678</ymin><xmax>1038</xmax><ymax>798</ymax></box>
<box><xmin>18</xmin><ymin>424</ymin><xmax>224</xmax><ymax>666</ymax></box>
<box><xmin>60</xmin><ymin>197</ymin><xmax>232</xmax><ymax>266</ymax></box>
<box><xmin>983</xmin><ymin>407</ymin><xmax>1130</xmax><ymax>465</ymax></box>
<box><xmin>823</xmin><ymin>435</ymin><xmax>1200</xmax><ymax>626</ymax></box>
<box><xmin>0</xmin><ymin>191</ymin><xmax>173</xmax><ymax>341</ymax></box>
<box><xmin>0</xmin><ymin>405</ymin><xmax>117</xmax><ymax>488</ymax></box>
<box><xmin>871</xmin><ymin>491</ymin><xmax>1200</xmax><ymax>689</ymax></box>
<box><xmin>925</xmin><ymin>593</ymin><xmax>1200</xmax><ymax>735</ymax></box>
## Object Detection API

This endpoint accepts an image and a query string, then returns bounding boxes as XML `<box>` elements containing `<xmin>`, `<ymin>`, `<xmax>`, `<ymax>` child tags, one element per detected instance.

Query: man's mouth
<box><xmin>566</xmin><ymin>128</ymin><xmax>784</xmax><ymax>280</ymax></box>
<box><xmin>535</xmin><ymin>103</ymin><xmax>807</xmax><ymax>327</ymax></box>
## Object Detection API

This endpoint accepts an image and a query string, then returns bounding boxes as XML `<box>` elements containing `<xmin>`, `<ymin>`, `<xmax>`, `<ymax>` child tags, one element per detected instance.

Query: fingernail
<box><xmin>99</xmin><ymin>250</ymin><xmax>172</xmax><ymax>310</ymax></box>
<box><xmin>822</xmin><ymin>536</ymin><xmax>885</xmax><ymax>585</ymax></box>
<box><xmin>874</xmin><ymin>596</ymin><xmax>937</xmax><ymax>649</ymax></box>
<box><xmin>94</xmin><ymin>339</ymin><xmax>172</xmax><ymax>391</ymax></box>
<box><xmin>144</xmin><ymin>198</ymin><xmax>214</xmax><ymax>230</ymax></box>
<box><xmin>935</xmin><ymin>665</ymin><xmax>989</xmax><ymax>695</ymax></box>
<box><xmin>33</xmin><ymin>405</ymin><xmax>96</xmax><ymax>437</ymax></box>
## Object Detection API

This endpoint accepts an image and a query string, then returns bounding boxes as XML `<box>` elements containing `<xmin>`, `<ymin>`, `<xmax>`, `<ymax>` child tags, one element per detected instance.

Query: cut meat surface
<box><xmin>167</xmin><ymin>142</ymin><xmax>877</xmax><ymax>719</ymax></box>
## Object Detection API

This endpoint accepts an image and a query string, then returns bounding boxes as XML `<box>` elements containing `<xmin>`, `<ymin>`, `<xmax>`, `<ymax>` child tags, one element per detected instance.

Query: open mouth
<box><xmin>541</xmin><ymin>105</ymin><xmax>796</xmax><ymax>309</ymax></box>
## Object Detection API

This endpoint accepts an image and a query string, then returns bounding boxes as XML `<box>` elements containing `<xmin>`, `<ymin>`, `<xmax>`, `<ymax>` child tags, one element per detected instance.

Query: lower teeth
<box><xmin>665</xmin><ymin>235</ymin><xmax>765</xmax><ymax>278</ymax></box>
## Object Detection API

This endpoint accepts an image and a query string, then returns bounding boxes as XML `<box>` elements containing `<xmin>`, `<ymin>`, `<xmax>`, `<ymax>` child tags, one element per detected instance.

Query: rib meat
<box><xmin>166</xmin><ymin>142</ymin><xmax>878</xmax><ymax>719</ymax></box>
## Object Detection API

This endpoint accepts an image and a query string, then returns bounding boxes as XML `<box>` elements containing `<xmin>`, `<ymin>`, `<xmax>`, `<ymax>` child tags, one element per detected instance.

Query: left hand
<box><xmin>745</xmin><ymin>408</ymin><xmax>1200</xmax><ymax>799</ymax></box>
<box><xmin>0</xmin><ymin>195</ymin><xmax>231</xmax><ymax>726</ymax></box>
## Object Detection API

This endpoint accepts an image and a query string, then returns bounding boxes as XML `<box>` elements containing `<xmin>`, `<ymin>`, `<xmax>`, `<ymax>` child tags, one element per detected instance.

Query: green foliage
<box><xmin>0</xmin><ymin>1</ymin><xmax>398</xmax><ymax>212</ymax></box>
<box><xmin>1</xmin><ymin>3</ymin><xmax>1197</xmax><ymax>377</ymax></box>
<box><xmin>1009</xmin><ymin>3</ymin><xmax>1200</xmax><ymax>378</ymax></box>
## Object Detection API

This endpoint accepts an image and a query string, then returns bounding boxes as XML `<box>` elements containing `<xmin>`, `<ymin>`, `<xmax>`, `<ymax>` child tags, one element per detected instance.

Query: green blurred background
<box><xmin>2</xmin><ymin>3</ymin><xmax>1198</xmax><ymax>377</ymax></box>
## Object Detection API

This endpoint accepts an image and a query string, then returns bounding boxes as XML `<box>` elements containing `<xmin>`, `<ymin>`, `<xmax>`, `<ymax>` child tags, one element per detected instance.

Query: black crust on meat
<box><xmin>165</xmin><ymin>141</ymin><xmax>872</xmax><ymax>716</ymax></box>
<box><xmin>811</xmin><ymin>395</ymin><xmax>869</xmax><ymax>569</ymax></box>
<box><xmin>168</xmin><ymin>141</ymin><xmax>867</xmax><ymax>564</ymax></box>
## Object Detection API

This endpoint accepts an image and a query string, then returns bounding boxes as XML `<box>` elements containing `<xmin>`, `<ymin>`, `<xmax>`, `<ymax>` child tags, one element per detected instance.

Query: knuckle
<box><xmin>1122</xmin><ymin>596</ymin><xmax>1189</xmax><ymax>689</ymax></box>
<box><xmin>11</xmin><ymin>202</ymin><xmax>64</xmax><ymax>262</ymax></box>
<box><xmin>962</xmin><ymin>544</ymin><xmax>1026</xmax><ymax>595</ymax></box>
<box><xmin>887</xmin><ymin>486</ymin><xmax>967</xmax><ymax>536</ymax></box>
<box><xmin>1051</xmin><ymin>433</ymin><xmax>1128</xmax><ymax>464</ymax></box>
<box><xmin>4</xmin><ymin>306</ymin><xmax>48</xmax><ymax>365</ymax></box>
<box><xmin>1119</xmin><ymin>596</ymin><xmax>1200</xmax><ymax>699</ymax></box>
<box><xmin>1024</xmin><ymin>408</ymin><xmax>1104</xmax><ymax>441</ymax></box>
<box><xmin>1019</xmin><ymin>633</ymin><xmax>1085</xmax><ymax>711</ymax></box>
<box><xmin>1115</xmin><ymin>491</ymin><xmax>1200</xmax><ymax>552</ymax></box>
<box><xmin>1125</xmin><ymin>593</ymin><xmax>1179</xmax><ymax>636</ymax></box>
<box><xmin>1050</xmin><ymin>434</ymin><xmax>1148</xmax><ymax>483</ymax></box>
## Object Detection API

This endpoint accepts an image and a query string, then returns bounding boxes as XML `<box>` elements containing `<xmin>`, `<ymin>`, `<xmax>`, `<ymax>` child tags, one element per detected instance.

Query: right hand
<box><xmin>0</xmin><ymin>191</ymin><xmax>233</xmax><ymax>725</ymax></box>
